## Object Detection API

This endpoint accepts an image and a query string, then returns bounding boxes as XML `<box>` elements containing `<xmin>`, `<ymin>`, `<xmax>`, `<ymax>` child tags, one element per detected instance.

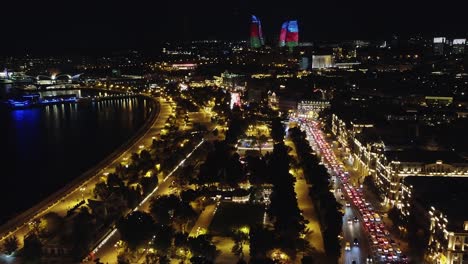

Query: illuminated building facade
<box><xmin>267</xmin><ymin>91</ymin><xmax>279</xmax><ymax>110</ymax></box>
<box><xmin>427</xmin><ymin>206</ymin><xmax>468</xmax><ymax>264</ymax></box>
<box><xmin>250</xmin><ymin>15</ymin><xmax>264</xmax><ymax>49</ymax></box>
<box><xmin>279</xmin><ymin>22</ymin><xmax>288</xmax><ymax>47</ymax></box>
<box><xmin>452</xmin><ymin>39</ymin><xmax>466</xmax><ymax>55</ymax></box>
<box><xmin>331</xmin><ymin>113</ymin><xmax>468</xmax><ymax>206</ymax></box>
<box><xmin>434</xmin><ymin>37</ymin><xmax>446</xmax><ymax>56</ymax></box>
<box><xmin>311</xmin><ymin>55</ymin><xmax>334</xmax><ymax>69</ymax></box>
<box><xmin>397</xmin><ymin>177</ymin><xmax>468</xmax><ymax>264</ymax></box>
<box><xmin>297</xmin><ymin>100</ymin><xmax>330</xmax><ymax>119</ymax></box>
<box><xmin>299</xmin><ymin>57</ymin><xmax>309</xmax><ymax>70</ymax></box>
<box><xmin>285</xmin><ymin>20</ymin><xmax>299</xmax><ymax>49</ymax></box>
<box><xmin>230</xmin><ymin>92</ymin><xmax>241</xmax><ymax>109</ymax></box>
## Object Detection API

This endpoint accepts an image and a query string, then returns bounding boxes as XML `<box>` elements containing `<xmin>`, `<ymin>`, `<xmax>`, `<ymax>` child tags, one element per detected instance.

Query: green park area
<box><xmin>209</xmin><ymin>202</ymin><xmax>264</xmax><ymax>236</ymax></box>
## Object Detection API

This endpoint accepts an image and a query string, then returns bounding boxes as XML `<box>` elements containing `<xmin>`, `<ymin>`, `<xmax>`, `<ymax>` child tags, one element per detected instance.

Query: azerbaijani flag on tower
<box><xmin>279</xmin><ymin>21</ymin><xmax>288</xmax><ymax>47</ymax></box>
<box><xmin>250</xmin><ymin>15</ymin><xmax>264</xmax><ymax>48</ymax></box>
<box><xmin>286</xmin><ymin>20</ymin><xmax>299</xmax><ymax>49</ymax></box>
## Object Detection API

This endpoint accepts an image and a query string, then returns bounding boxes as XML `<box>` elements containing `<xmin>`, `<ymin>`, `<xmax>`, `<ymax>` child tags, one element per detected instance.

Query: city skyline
<box><xmin>2</xmin><ymin>2</ymin><xmax>468</xmax><ymax>263</ymax></box>
<box><xmin>1</xmin><ymin>0</ymin><xmax>468</xmax><ymax>55</ymax></box>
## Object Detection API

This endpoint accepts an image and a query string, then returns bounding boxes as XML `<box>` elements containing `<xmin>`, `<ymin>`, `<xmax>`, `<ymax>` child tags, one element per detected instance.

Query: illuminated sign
<box><xmin>453</xmin><ymin>39</ymin><xmax>466</xmax><ymax>45</ymax></box>
<box><xmin>433</xmin><ymin>37</ymin><xmax>446</xmax><ymax>43</ymax></box>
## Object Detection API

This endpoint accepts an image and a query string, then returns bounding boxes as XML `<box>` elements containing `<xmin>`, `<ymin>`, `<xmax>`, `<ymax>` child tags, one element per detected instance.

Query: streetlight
<box><xmin>79</xmin><ymin>187</ymin><xmax>86</xmax><ymax>200</ymax></box>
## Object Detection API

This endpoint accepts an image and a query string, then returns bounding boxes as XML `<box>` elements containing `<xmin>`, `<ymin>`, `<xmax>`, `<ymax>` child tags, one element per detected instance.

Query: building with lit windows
<box><xmin>331</xmin><ymin>113</ymin><xmax>468</xmax><ymax>205</ymax></box>
<box><xmin>398</xmin><ymin>177</ymin><xmax>468</xmax><ymax>264</ymax></box>
<box><xmin>452</xmin><ymin>39</ymin><xmax>466</xmax><ymax>55</ymax></box>
<box><xmin>297</xmin><ymin>100</ymin><xmax>330</xmax><ymax>119</ymax></box>
<box><xmin>311</xmin><ymin>55</ymin><xmax>334</xmax><ymax>69</ymax></box>
<box><xmin>433</xmin><ymin>37</ymin><xmax>446</xmax><ymax>56</ymax></box>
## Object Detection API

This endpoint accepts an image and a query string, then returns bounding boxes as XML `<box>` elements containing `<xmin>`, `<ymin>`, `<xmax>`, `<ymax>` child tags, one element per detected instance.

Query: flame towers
<box><xmin>279</xmin><ymin>22</ymin><xmax>288</xmax><ymax>47</ymax></box>
<box><xmin>286</xmin><ymin>20</ymin><xmax>299</xmax><ymax>48</ymax></box>
<box><xmin>250</xmin><ymin>15</ymin><xmax>264</xmax><ymax>48</ymax></box>
<box><xmin>279</xmin><ymin>20</ymin><xmax>299</xmax><ymax>49</ymax></box>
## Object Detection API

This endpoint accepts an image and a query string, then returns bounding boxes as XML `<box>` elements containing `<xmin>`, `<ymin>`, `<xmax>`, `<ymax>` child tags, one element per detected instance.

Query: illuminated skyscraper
<box><xmin>279</xmin><ymin>21</ymin><xmax>288</xmax><ymax>47</ymax></box>
<box><xmin>286</xmin><ymin>20</ymin><xmax>299</xmax><ymax>49</ymax></box>
<box><xmin>250</xmin><ymin>15</ymin><xmax>264</xmax><ymax>48</ymax></box>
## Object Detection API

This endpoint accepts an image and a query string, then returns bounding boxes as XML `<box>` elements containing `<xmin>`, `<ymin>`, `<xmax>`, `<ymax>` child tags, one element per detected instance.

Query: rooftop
<box><xmin>385</xmin><ymin>149</ymin><xmax>467</xmax><ymax>164</ymax></box>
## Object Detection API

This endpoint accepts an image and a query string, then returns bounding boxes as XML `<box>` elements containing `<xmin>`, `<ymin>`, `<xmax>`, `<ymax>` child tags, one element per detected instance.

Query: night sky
<box><xmin>1</xmin><ymin>0</ymin><xmax>467</xmax><ymax>55</ymax></box>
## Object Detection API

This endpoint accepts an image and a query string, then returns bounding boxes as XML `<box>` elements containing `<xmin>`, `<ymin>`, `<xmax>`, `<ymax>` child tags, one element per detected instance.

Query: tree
<box><xmin>249</xmin><ymin>225</ymin><xmax>276</xmax><ymax>259</ymax></box>
<box><xmin>174</xmin><ymin>232</ymin><xmax>189</xmax><ymax>248</ymax></box>
<box><xmin>140</xmin><ymin>150</ymin><xmax>154</xmax><ymax>171</ymax></box>
<box><xmin>158</xmin><ymin>254</ymin><xmax>170</xmax><ymax>264</ymax></box>
<box><xmin>174</xmin><ymin>202</ymin><xmax>197</xmax><ymax>233</ymax></box>
<box><xmin>69</xmin><ymin>208</ymin><xmax>95</xmax><ymax>260</ymax></box>
<box><xmin>93</xmin><ymin>182</ymin><xmax>110</xmax><ymax>200</ymax></box>
<box><xmin>152</xmin><ymin>224</ymin><xmax>174</xmax><ymax>253</ymax></box>
<box><xmin>117</xmin><ymin>211</ymin><xmax>155</xmax><ymax>250</ymax></box>
<box><xmin>181</xmin><ymin>189</ymin><xmax>199</xmax><ymax>203</ymax></box>
<box><xmin>257</xmin><ymin>134</ymin><xmax>268</xmax><ymax>154</ymax></box>
<box><xmin>270</xmin><ymin>118</ymin><xmax>285</xmax><ymax>143</ymax></box>
<box><xmin>141</xmin><ymin>175</ymin><xmax>158</xmax><ymax>195</ymax></box>
<box><xmin>188</xmin><ymin>235</ymin><xmax>218</xmax><ymax>261</ymax></box>
<box><xmin>2</xmin><ymin>236</ymin><xmax>18</xmax><ymax>255</ymax></box>
<box><xmin>231</xmin><ymin>228</ymin><xmax>249</xmax><ymax>258</ymax></box>
<box><xmin>107</xmin><ymin>173</ymin><xmax>124</xmax><ymax>189</ymax></box>
<box><xmin>388</xmin><ymin>206</ymin><xmax>404</xmax><ymax>228</ymax></box>
<box><xmin>22</xmin><ymin>233</ymin><xmax>42</xmax><ymax>263</ymax></box>
<box><xmin>149</xmin><ymin>195</ymin><xmax>180</xmax><ymax>225</ymax></box>
<box><xmin>38</xmin><ymin>212</ymin><xmax>65</xmax><ymax>238</ymax></box>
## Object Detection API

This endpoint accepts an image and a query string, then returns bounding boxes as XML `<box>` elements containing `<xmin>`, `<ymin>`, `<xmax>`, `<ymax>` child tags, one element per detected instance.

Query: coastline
<box><xmin>0</xmin><ymin>93</ymin><xmax>160</xmax><ymax>241</ymax></box>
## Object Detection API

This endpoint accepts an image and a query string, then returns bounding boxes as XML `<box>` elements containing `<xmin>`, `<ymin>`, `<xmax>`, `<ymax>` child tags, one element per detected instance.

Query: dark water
<box><xmin>0</xmin><ymin>95</ymin><xmax>154</xmax><ymax>224</ymax></box>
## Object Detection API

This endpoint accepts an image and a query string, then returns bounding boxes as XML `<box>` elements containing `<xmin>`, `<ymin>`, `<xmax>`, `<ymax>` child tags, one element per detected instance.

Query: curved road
<box><xmin>0</xmin><ymin>96</ymin><xmax>172</xmax><ymax>250</ymax></box>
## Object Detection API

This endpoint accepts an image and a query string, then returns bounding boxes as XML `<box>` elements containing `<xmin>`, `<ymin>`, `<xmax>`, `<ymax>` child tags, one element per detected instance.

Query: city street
<box><xmin>297</xmin><ymin>118</ymin><xmax>407</xmax><ymax>264</ymax></box>
<box><xmin>0</xmin><ymin>97</ymin><xmax>171</xmax><ymax>256</ymax></box>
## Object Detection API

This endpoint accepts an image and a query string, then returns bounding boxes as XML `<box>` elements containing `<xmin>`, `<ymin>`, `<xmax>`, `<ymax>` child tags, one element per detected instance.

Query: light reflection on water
<box><xmin>0</xmin><ymin>96</ymin><xmax>152</xmax><ymax>224</ymax></box>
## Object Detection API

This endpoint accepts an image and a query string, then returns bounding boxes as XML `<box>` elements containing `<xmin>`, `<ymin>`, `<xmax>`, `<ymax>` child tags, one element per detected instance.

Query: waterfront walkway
<box><xmin>0</xmin><ymin>96</ymin><xmax>170</xmax><ymax>250</ymax></box>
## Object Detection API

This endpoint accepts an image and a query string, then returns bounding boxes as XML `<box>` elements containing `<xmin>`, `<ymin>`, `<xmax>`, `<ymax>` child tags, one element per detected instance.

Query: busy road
<box><xmin>297</xmin><ymin>118</ymin><xmax>408</xmax><ymax>264</ymax></box>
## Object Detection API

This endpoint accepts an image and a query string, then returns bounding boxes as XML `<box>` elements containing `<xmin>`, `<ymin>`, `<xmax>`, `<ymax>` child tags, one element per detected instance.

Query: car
<box><xmin>345</xmin><ymin>202</ymin><xmax>351</xmax><ymax>207</ymax></box>
<box><xmin>340</xmin><ymin>195</ymin><xmax>345</xmax><ymax>200</ymax></box>
<box><xmin>396</xmin><ymin>248</ymin><xmax>402</xmax><ymax>254</ymax></box>
<box><xmin>345</xmin><ymin>242</ymin><xmax>351</xmax><ymax>251</ymax></box>
<box><xmin>347</xmin><ymin>218</ymin><xmax>353</xmax><ymax>224</ymax></box>
<box><xmin>353</xmin><ymin>216</ymin><xmax>359</xmax><ymax>223</ymax></box>
<box><xmin>353</xmin><ymin>238</ymin><xmax>359</xmax><ymax>246</ymax></box>
<box><xmin>401</xmin><ymin>254</ymin><xmax>409</xmax><ymax>262</ymax></box>
<box><xmin>366</xmin><ymin>255</ymin><xmax>373</xmax><ymax>263</ymax></box>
